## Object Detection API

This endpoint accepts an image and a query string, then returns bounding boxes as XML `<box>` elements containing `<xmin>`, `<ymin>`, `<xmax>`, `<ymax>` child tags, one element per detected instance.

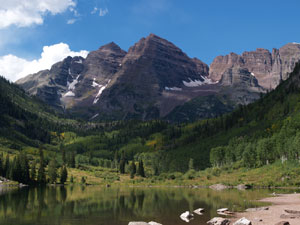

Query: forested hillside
<box><xmin>1</xmin><ymin>61</ymin><xmax>300</xmax><ymax>185</ymax></box>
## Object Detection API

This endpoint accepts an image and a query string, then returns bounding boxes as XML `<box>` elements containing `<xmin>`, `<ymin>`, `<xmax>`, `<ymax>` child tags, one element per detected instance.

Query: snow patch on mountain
<box><xmin>75</xmin><ymin>59</ymin><xmax>83</xmax><ymax>64</ymax></box>
<box><xmin>68</xmin><ymin>75</ymin><xmax>80</xmax><ymax>91</ymax></box>
<box><xmin>93</xmin><ymin>79</ymin><xmax>111</xmax><ymax>104</ymax></box>
<box><xmin>90</xmin><ymin>113</ymin><xmax>99</xmax><ymax>120</ymax></box>
<box><xmin>165</xmin><ymin>87</ymin><xmax>182</xmax><ymax>91</ymax></box>
<box><xmin>92</xmin><ymin>78</ymin><xmax>101</xmax><ymax>87</ymax></box>
<box><xmin>183</xmin><ymin>76</ymin><xmax>217</xmax><ymax>87</ymax></box>
<box><xmin>63</xmin><ymin>91</ymin><xmax>75</xmax><ymax>97</ymax></box>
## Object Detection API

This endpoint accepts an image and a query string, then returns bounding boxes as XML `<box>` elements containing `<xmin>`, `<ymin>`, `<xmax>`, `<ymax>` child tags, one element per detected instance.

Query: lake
<box><xmin>0</xmin><ymin>186</ymin><xmax>292</xmax><ymax>225</ymax></box>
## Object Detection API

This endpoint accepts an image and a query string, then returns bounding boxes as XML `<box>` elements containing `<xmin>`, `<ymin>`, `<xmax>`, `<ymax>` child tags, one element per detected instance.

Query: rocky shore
<box><xmin>233</xmin><ymin>193</ymin><xmax>300</xmax><ymax>225</ymax></box>
<box><xmin>129</xmin><ymin>193</ymin><xmax>300</xmax><ymax>225</ymax></box>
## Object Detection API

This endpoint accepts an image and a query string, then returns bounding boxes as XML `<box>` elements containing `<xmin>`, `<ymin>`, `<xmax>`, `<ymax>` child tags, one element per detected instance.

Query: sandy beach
<box><xmin>233</xmin><ymin>193</ymin><xmax>300</xmax><ymax>225</ymax></box>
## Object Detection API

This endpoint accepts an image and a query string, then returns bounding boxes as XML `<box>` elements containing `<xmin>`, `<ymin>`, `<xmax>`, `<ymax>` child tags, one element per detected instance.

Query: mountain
<box><xmin>209</xmin><ymin>43</ymin><xmax>300</xmax><ymax>89</ymax></box>
<box><xmin>17</xmin><ymin>34</ymin><xmax>218</xmax><ymax>120</ymax></box>
<box><xmin>16</xmin><ymin>34</ymin><xmax>300</xmax><ymax>122</ymax></box>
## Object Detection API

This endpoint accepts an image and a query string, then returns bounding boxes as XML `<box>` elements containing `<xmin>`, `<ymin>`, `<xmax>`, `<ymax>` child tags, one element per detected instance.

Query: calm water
<box><xmin>0</xmin><ymin>186</ymin><xmax>293</xmax><ymax>225</ymax></box>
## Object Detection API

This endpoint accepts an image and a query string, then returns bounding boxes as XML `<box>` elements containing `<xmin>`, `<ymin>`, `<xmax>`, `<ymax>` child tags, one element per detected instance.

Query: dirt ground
<box><xmin>233</xmin><ymin>193</ymin><xmax>300</xmax><ymax>225</ymax></box>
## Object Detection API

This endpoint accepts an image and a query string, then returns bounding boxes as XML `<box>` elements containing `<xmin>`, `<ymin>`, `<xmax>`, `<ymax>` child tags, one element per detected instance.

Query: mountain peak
<box><xmin>146</xmin><ymin>33</ymin><xmax>162</xmax><ymax>40</ymax></box>
<box><xmin>99</xmin><ymin>42</ymin><xmax>124</xmax><ymax>52</ymax></box>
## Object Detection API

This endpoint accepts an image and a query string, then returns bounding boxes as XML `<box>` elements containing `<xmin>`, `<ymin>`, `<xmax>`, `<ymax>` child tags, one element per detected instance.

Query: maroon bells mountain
<box><xmin>16</xmin><ymin>34</ymin><xmax>300</xmax><ymax>121</ymax></box>
<box><xmin>210</xmin><ymin>43</ymin><xmax>300</xmax><ymax>89</ymax></box>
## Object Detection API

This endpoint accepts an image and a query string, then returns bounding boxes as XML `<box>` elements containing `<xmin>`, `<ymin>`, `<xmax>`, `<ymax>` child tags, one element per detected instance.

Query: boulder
<box><xmin>236</xmin><ymin>184</ymin><xmax>252</xmax><ymax>190</ymax></box>
<box><xmin>194</xmin><ymin>208</ymin><xmax>205</xmax><ymax>215</ymax></box>
<box><xmin>148</xmin><ymin>222</ymin><xmax>162</xmax><ymax>225</ymax></box>
<box><xmin>233</xmin><ymin>217</ymin><xmax>252</xmax><ymax>225</ymax></box>
<box><xmin>210</xmin><ymin>184</ymin><xmax>230</xmax><ymax>191</ymax></box>
<box><xmin>284</xmin><ymin>209</ymin><xmax>300</xmax><ymax>214</ymax></box>
<box><xmin>207</xmin><ymin>217</ymin><xmax>230</xmax><ymax>225</ymax></box>
<box><xmin>280</xmin><ymin>214</ymin><xmax>300</xmax><ymax>219</ymax></box>
<box><xmin>128</xmin><ymin>222</ymin><xmax>149</xmax><ymax>225</ymax></box>
<box><xmin>246</xmin><ymin>207</ymin><xmax>269</xmax><ymax>212</ymax></box>
<box><xmin>217</xmin><ymin>208</ymin><xmax>229</xmax><ymax>213</ymax></box>
<box><xmin>180</xmin><ymin>211</ymin><xmax>194</xmax><ymax>222</ymax></box>
<box><xmin>274</xmin><ymin>222</ymin><xmax>290</xmax><ymax>225</ymax></box>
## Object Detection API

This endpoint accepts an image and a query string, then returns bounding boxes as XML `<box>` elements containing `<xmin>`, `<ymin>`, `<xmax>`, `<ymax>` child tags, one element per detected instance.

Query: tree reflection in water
<box><xmin>0</xmin><ymin>186</ymin><xmax>290</xmax><ymax>225</ymax></box>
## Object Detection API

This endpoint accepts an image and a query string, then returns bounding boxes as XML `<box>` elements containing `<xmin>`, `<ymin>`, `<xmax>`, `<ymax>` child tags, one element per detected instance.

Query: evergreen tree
<box><xmin>119</xmin><ymin>159</ymin><xmax>125</xmax><ymax>174</ymax></box>
<box><xmin>113</xmin><ymin>151</ymin><xmax>119</xmax><ymax>169</ymax></box>
<box><xmin>4</xmin><ymin>154</ymin><xmax>9</xmax><ymax>178</ymax></box>
<box><xmin>30</xmin><ymin>160</ymin><xmax>36</xmax><ymax>181</ymax></box>
<box><xmin>137</xmin><ymin>160</ymin><xmax>145</xmax><ymax>177</ymax></box>
<box><xmin>9</xmin><ymin>157</ymin><xmax>17</xmax><ymax>181</ymax></box>
<box><xmin>0</xmin><ymin>154</ymin><xmax>3</xmax><ymax>177</ymax></box>
<box><xmin>37</xmin><ymin>147</ymin><xmax>46</xmax><ymax>184</ymax></box>
<box><xmin>129</xmin><ymin>161</ymin><xmax>136</xmax><ymax>179</ymax></box>
<box><xmin>61</xmin><ymin>144</ymin><xmax>66</xmax><ymax>165</ymax></box>
<box><xmin>48</xmin><ymin>159</ymin><xmax>58</xmax><ymax>184</ymax></box>
<box><xmin>119</xmin><ymin>151</ymin><xmax>126</xmax><ymax>174</ymax></box>
<box><xmin>188</xmin><ymin>158</ymin><xmax>194</xmax><ymax>170</ymax></box>
<box><xmin>19</xmin><ymin>153</ymin><xmax>30</xmax><ymax>184</ymax></box>
<box><xmin>68</xmin><ymin>152</ymin><xmax>76</xmax><ymax>168</ymax></box>
<box><xmin>60</xmin><ymin>165</ymin><xmax>68</xmax><ymax>184</ymax></box>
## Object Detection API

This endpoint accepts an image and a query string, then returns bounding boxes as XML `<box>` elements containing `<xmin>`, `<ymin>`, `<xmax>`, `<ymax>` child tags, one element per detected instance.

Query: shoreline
<box><xmin>233</xmin><ymin>193</ymin><xmax>300</xmax><ymax>225</ymax></box>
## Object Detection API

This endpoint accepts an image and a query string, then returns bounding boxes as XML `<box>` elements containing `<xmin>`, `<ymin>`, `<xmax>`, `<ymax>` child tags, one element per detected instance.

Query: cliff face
<box><xmin>17</xmin><ymin>34</ymin><xmax>215</xmax><ymax>120</ymax></box>
<box><xmin>16</xmin><ymin>35</ymin><xmax>300</xmax><ymax>122</ymax></box>
<box><xmin>209</xmin><ymin>43</ymin><xmax>300</xmax><ymax>89</ymax></box>
<box><xmin>88</xmin><ymin>34</ymin><xmax>212</xmax><ymax>120</ymax></box>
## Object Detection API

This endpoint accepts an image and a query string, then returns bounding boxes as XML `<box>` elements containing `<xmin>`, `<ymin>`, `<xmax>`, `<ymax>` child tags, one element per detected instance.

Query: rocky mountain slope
<box><xmin>16</xmin><ymin>34</ymin><xmax>300</xmax><ymax>121</ymax></box>
<box><xmin>210</xmin><ymin>43</ymin><xmax>300</xmax><ymax>89</ymax></box>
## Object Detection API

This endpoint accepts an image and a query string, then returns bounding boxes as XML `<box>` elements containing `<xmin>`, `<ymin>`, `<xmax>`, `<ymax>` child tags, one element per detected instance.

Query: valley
<box><xmin>2</xmin><ymin>1</ymin><xmax>300</xmax><ymax>225</ymax></box>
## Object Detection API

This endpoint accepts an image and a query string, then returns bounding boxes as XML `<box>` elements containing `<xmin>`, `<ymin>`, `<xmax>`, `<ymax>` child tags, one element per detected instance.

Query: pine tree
<box><xmin>0</xmin><ymin>154</ymin><xmax>3</xmax><ymax>177</ymax></box>
<box><xmin>9</xmin><ymin>157</ymin><xmax>17</xmax><ymax>181</ymax></box>
<box><xmin>30</xmin><ymin>160</ymin><xmax>36</xmax><ymax>181</ymax></box>
<box><xmin>129</xmin><ymin>161</ymin><xmax>136</xmax><ymax>179</ymax></box>
<box><xmin>68</xmin><ymin>152</ymin><xmax>76</xmax><ymax>168</ymax></box>
<box><xmin>119</xmin><ymin>151</ymin><xmax>126</xmax><ymax>174</ymax></box>
<box><xmin>81</xmin><ymin>176</ymin><xmax>86</xmax><ymax>184</ymax></box>
<box><xmin>113</xmin><ymin>151</ymin><xmax>119</xmax><ymax>169</ymax></box>
<box><xmin>20</xmin><ymin>153</ymin><xmax>30</xmax><ymax>184</ymax></box>
<box><xmin>60</xmin><ymin>166</ymin><xmax>68</xmax><ymax>184</ymax></box>
<box><xmin>188</xmin><ymin>158</ymin><xmax>194</xmax><ymax>171</ymax></box>
<box><xmin>37</xmin><ymin>147</ymin><xmax>46</xmax><ymax>184</ymax></box>
<box><xmin>137</xmin><ymin>160</ymin><xmax>145</xmax><ymax>177</ymax></box>
<box><xmin>70</xmin><ymin>175</ymin><xmax>74</xmax><ymax>183</ymax></box>
<box><xmin>60</xmin><ymin>144</ymin><xmax>66</xmax><ymax>165</ymax></box>
<box><xmin>48</xmin><ymin>159</ymin><xmax>58</xmax><ymax>184</ymax></box>
<box><xmin>119</xmin><ymin>159</ymin><xmax>125</xmax><ymax>174</ymax></box>
<box><xmin>154</xmin><ymin>165</ymin><xmax>159</xmax><ymax>176</ymax></box>
<box><xmin>4</xmin><ymin>154</ymin><xmax>9</xmax><ymax>178</ymax></box>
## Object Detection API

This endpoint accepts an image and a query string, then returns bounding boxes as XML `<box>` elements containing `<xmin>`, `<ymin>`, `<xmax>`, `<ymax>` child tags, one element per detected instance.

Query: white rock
<box><xmin>193</xmin><ymin>208</ymin><xmax>205</xmax><ymax>215</ymax></box>
<box><xmin>148</xmin><ymin>222</ymin><xmax>162</xmax><ymax>225</ymax></box>
<box><xmin>128</xmin><ymin>222</ymin><xmax>149</xmax><ymax>225</ymax></box>
<box><xmin>207</xmin><ymin>217</ymin><xmax>230</xmax><ymax>225</ymax></box>
<box><xmin>233</xmin><ymin>217</ymin><xmax>252</xmax><ymax>225</ymax></box>
<box><xmin>217</xmin><ymin>208</ymin><xmax>228</xmax><ymax>213</ymax></box>
<box><xmin>180</xmin><ymin>211</ymin><xmax>194</xmax><ymax>222</ymax></box>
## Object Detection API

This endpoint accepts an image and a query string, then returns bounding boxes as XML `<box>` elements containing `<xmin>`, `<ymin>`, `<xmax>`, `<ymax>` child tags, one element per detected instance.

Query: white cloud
<box><xmin>91</xmin><ymin>7</ymin><xmax>98</xmax><ymax>14</ymax></box>
<box><xmin>91</xmin><ymin>7</ymin><xmax>108</xmax><ymax>17</ymax></box>
<box><xmin>99</xmin><ymin>8</ymin><xmax>109</xmax><ymax>17</ymax></box>
<box><xmin>0</xmin><ymin>43</ymin><xmax>88</xmax><ymax>82</ymax></box>
<box><xmin>0</xmin><ymin>0</ymin><xmax>76</xmax><ymax>29</ymax></box>
<box><xmin>67</xmin><ymin>19</ymin><xmax>77</xmax><ymax>24</ymax></box>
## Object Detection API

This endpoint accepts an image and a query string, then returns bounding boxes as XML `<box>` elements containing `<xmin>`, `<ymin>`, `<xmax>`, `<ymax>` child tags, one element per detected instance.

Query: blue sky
<box><xmin>1</xmin><ymin>0</ymin><xmax>300</xmax><ymax>81</ymax></box>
